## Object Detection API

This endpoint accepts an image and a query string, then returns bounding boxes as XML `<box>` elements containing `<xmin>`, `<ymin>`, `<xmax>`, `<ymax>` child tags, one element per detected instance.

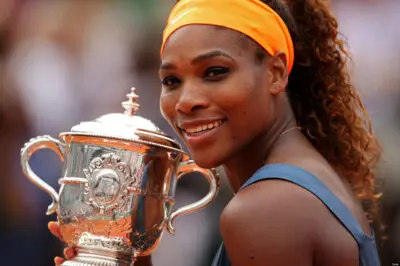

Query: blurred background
<box><xmin>0</xmin><ymin>0</ymin><xmax>398</xmax><ymax>265</ymax></box>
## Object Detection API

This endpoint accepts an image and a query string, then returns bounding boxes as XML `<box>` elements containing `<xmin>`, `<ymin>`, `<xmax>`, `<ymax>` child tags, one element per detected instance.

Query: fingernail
<box><xmin>54</xmin><ymin>256</ymin><xmax>62</xmax><ymax>265</ymax></box>
<box><xmin>64</xmin><ymin>248</ymin><xmax>72</xmax><ymax>258</ymax></box>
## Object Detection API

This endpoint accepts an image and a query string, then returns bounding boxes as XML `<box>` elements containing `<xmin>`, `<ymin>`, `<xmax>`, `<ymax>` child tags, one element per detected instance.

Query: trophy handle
<box><xmin>20</xmin><ymin>135</ymin><xmax>64</xmax><ymax>215</ymax></box>
<box><xmin>167</xmin><ymin>160</ymin><xmax>220</xmax><ymax>234</ymax></box>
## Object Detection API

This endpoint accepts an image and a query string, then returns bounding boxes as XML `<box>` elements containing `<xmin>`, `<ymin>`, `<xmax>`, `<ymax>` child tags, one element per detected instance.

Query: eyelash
<box><xmin>161</xmin><ymin>67</ymin><xmax>230</xmax><ymax>90</ymax></box>
<box><xmin>162</xmin><ymin>76</ymin><xmax>181</xmax><ymax>90</ymax></box>
<box><xmin>203</xmin><ymin>66</ymin><xmax>229</xmax><ymax>79</ymax></box>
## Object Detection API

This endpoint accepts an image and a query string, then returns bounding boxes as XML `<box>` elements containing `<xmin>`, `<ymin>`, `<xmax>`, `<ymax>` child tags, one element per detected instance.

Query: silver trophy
<box><xmin>20</xmin><ymin>87</ymin><xmax>220</xmax><ymax>265</ymax></box>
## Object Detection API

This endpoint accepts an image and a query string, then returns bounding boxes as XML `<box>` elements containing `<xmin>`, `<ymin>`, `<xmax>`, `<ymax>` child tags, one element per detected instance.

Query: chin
<box><xmin>189</xmin><ymin>152</ymin><xmax>222</xmax><ymax>169</ymax></box>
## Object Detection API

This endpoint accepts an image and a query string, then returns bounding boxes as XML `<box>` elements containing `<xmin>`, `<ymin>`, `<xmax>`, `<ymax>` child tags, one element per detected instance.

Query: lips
<box><xmin>178</xmin><ymin>119</ymin><xmax>226</xmax><ymax>145</ymax></box>
<box><xmin>183</xmin><ymin>120</ymin><xmax>224</xmax><ymax>135</ymax></box>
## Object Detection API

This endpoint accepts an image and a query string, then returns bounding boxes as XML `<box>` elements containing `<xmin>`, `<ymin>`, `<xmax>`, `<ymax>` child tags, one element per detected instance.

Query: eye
<box><xmin>204</xmin><ymin>67</ymin><xmax>229</xmax><ymax>80</ymax></box>
<box><xmin>162</xmin><ymin>76</ymin><xmax>181</xmax><ymax>90</ymax></box>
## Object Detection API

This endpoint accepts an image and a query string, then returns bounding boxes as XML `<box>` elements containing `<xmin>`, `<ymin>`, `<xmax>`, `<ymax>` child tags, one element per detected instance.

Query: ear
<box><xmin>267</xmin><ymin>51</ymin><xmax>289</xmax><ymax>96</ymax></box>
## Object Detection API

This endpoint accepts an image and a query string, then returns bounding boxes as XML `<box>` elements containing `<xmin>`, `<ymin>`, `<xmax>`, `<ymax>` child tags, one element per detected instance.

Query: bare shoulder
<box><xmin>219</xmin><ymin>179</ymin><xmax>357</xmax><ymax>266</ymax></box>
<box><xmin>220</xmin><ymin>180</ymin><xmax>319</xmax><ymax>266</ymax></box>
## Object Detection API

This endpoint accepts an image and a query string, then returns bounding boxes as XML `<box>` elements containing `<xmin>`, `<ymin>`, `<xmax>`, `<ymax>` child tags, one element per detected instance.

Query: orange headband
<box><xmin>161</xmin><ymin>0</ymin><xmax>294</xmax><ymax>73</ymax></box>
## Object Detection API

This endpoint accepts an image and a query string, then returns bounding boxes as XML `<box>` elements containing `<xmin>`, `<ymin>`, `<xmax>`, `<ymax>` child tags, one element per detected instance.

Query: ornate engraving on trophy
<box><xmin>132</xmin><ymin>230</ymin><xmax>162</xmax><ymax>253</ymax></box>
<box><xmin>110</xmin><ymin>217</ymin><xmax>132</xmax><ymax>234</ymax></box>
<box><xmin>93</xmin><ymin>169</ymin><xmax>120</xmax><ymax>204</ymax></box>
<box><xmin>78</xmin><ymin>232</ymin><xmax>132</xmax><ymax>253</ymax></box>
<box><xmin>83</xmin><ymin>153</ymin><xmax>136</xmax><ymax>214</ymax></box>
<box><xmin>60</xmin><ymin>205</ymin><xmax>94</xmax><ymax>220</ymax></box>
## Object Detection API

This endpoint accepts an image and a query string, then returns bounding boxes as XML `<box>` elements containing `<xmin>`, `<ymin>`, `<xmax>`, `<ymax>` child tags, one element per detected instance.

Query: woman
<box><xmin>51</xmin><ymin>0</ymin><xmax>382</xmax><ymax>265</ymax></box>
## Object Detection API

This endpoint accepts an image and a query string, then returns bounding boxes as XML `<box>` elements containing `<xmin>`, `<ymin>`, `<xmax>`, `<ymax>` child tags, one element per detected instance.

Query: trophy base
<box><xmin>61</xmin><ymin>251</ymin><xmax>133</xmax><ymax>266</ymax></box>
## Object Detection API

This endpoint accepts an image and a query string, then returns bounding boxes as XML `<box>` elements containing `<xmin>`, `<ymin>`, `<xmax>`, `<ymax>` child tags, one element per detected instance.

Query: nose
<box><xmin>175</xmin><ymin>84</ymin><xmax>209</xmax><ymax>114</ymax></box>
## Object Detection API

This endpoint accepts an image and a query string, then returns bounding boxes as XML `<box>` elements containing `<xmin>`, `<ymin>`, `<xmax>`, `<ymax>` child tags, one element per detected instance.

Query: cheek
<box><xmin>215</xmin><ymin>76</ymin><xmax>254</xmax><ymax>109</ymax></box>
<box><xmin>222</xmin><ymin>82</ymin><xmax>272</xmax><ymax>138</ymax></box>
<box><xmin>159</xmin><ymin>92</ymin><xmax>177</xmax><ymax>124</ymax></box>
<box><xmin>217</xmin><ymin>73</ymin><xmax>266</xmax><ymax>116</ymax></box>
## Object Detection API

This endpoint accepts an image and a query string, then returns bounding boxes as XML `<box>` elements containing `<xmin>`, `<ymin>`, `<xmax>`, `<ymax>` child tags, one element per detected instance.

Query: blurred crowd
<box><xmin>0</xmin><ymin>0</ymin><xmax>399</xmax><ymax>265</ymax></box>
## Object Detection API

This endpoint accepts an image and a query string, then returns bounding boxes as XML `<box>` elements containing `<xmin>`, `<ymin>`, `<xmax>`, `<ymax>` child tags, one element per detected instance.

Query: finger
<box><xmin>48</xmin><ymin>221</ymin><xmax>63</xmax><ymax>240</ymax></box>
<box><xmin>54</xmin><ymin>256</ymin><xmax>64</xmax><ymax>266</ymax></box>
<box><xmin>64</xmin><ymin>247</ymin><xmax>76</xmax><ymax>260</ymax></box>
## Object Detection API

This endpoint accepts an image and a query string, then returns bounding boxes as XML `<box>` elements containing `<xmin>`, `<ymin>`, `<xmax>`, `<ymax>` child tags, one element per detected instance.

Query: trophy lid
<box><xmin>68</xmin><ymin>87</ymin><xmax>182</xmax><ymax>151</ymax></box>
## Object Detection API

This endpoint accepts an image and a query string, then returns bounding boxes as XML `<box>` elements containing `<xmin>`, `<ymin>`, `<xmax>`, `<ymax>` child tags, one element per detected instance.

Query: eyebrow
<box><xmin>159</xmin><ymin>50</ymin><xmax>234</xmax><ymax>70</ymax></box>
<box><xmin>191</xmin><ymin>50</ymin><xmax>234</xmax><ymax>64</ymax></box>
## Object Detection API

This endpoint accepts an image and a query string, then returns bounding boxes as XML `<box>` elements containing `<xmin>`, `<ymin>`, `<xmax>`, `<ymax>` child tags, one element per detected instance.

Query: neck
<box><xmin>222</xmin><ymin>112</ymin><xmax>298</xmax><ymax>192</ymax></box>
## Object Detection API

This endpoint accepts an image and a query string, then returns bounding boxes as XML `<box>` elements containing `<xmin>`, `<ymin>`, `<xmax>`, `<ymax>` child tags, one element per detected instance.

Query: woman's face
<box><xmin>159</xmin><ymin>25</ymin><xmax>283</xmax><ymax>168</ymax></box>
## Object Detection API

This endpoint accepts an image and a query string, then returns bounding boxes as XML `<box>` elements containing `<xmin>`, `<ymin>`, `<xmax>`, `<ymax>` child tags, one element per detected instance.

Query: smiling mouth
<box><xmin>181</xmin><ymin>120</ymin><xmax>225</xmax><ymax>137</ymax></box>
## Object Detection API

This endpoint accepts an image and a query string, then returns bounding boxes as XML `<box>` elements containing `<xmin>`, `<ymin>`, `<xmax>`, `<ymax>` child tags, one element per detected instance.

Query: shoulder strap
<box><xmin>211</xmin><ymin>243</ymin><xmax>231</xmax><ymax>266</ymax></box>
<box><xmin>240</xmin><ymin>164</ymin><xmax>369</xmax><ymax>244</ymax></box>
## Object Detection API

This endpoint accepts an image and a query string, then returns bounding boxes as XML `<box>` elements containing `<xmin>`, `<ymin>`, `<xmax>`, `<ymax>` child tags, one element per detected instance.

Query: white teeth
<box><xmin>185</xmin><ymin>120</ymin><xmax>223</xmax><ymax>133</ymax></box>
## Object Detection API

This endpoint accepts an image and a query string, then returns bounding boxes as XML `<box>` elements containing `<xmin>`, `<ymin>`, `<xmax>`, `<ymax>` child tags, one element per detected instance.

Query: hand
<box><xmin>48</xmin><ymin>221</ymin><xmax>153</xmax><ymax>266</ymax></box>
<box><xmin>48</xmin><ymin>221</ymin><xmax>77</xmax><ymax>266</ymax></box>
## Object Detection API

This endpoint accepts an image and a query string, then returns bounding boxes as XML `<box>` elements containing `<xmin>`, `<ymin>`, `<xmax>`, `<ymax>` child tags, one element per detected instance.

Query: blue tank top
<box><xmin>211</xmin><ymin>164</ymin><xmax>381</xmax><ymax>266</ymax></box>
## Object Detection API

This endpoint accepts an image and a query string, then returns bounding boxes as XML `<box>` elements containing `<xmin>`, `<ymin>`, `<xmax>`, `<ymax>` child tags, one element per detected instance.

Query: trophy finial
<box><xmin>122</xmin><ymin>87</ymin><xmax>140</xmax><ymax>116</ymax></box>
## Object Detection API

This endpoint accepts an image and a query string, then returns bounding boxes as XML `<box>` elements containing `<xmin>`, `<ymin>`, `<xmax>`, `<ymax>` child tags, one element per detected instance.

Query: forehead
<box><xmin>161</xmin><ymin>25</ymin><xmax>251</xmax><ymax>61</ymax></box>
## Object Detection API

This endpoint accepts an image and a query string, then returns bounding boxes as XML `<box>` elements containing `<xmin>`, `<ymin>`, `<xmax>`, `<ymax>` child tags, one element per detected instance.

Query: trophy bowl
<box><xmin>20</xmin><ymin>88</ymin><xmax>220</xmax><ymax>265</ymax></box>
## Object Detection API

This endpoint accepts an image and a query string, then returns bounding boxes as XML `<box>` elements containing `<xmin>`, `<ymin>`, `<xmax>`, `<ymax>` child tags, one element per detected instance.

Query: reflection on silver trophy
<box><xmin>20</xmin><ymin>87</ymin><xmax>220</xmax><ymax>265</ymax></box>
